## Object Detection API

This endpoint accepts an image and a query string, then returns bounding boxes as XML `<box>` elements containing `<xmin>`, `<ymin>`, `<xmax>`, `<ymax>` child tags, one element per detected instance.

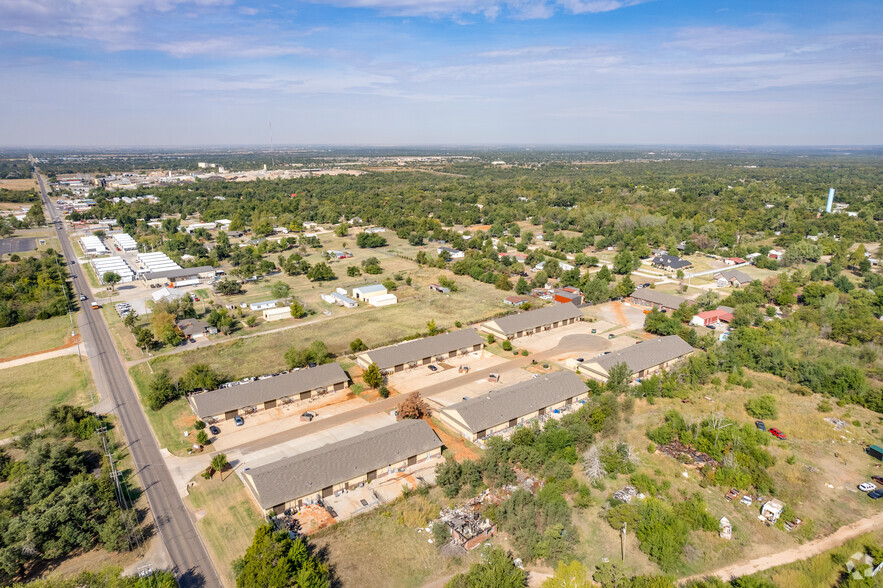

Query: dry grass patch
<box><xmin>0</xmin><ymin>315</ymin><xmax>75</xmax><ymax>359</ymax></box>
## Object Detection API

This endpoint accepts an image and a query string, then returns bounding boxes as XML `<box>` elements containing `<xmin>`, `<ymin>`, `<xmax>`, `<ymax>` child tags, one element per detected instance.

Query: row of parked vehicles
<box><xmin>858</xmin><ymin>476</ymin><xmax>883</xmax><ymax>498</ymax></box>
<box><xmin>754</xmin><ymin>420</ymin><xmax>787</xmax><ymax>439</ymax></box>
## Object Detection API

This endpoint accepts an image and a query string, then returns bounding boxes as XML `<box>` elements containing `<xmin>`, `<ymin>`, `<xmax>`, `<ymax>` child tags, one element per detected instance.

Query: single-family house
<box><xmin>176</xmin><ymin>318</ymin><xmax>217</xmax><ymax>339</ymax></box>
<box><xmin>689</xmin><ymin>310</ymin><xmax>734</xmax><ymax>327</ymax></box>
<box><xmin>713</xmin><ymin>269</ymin><xmax>752</xmax><ymax>288</ymax></box>
<box><xmin>437</xmin><ymin>246</ymin><xmax>464</xmax><ymax>259</ymax></box>
<box><xmin>768</xmin><ymin>250</ymin><xmax>784</xmax><ymax>260</ymax></box>
<box><xmin>724</xmin><ymin>257</ymin><xmax>746</xmax><ymax>265</ymax></box>
<box><xmin>650</xmin><ymin>254</ymin><xmax>693</xmax><ymax>272</ymax></box>
<box><xmin>504</xmin><ymin>296</ymin><xmax>529</xmax><ymax>307</ymax></box>
<box><xmin>249</xmin><ymin>300</ymin><xmax>281</xmax><ymax>312</ymax></box>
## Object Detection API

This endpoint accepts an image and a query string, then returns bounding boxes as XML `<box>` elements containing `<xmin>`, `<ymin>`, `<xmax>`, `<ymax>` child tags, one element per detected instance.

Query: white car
<box><xmin>858</xmin><ymin>482</ymin><xmax>877</xmax><ymax>493</ymax></box>
<box><xmin>740</xmin><ymin>496</ymin><xmax>753</xmax><ymax>506</ymax></box>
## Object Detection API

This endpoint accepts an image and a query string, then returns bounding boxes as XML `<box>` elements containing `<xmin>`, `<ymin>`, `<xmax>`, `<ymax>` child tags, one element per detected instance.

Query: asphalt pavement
<box><xmin>35</xmin><ymin>171</ymin><xmax>221</xmax><ymax>588</ymax></box>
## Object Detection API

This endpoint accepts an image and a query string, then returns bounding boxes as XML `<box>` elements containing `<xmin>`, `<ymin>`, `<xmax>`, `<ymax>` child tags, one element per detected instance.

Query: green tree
<box><xmin>613</xmin><ymin>250</ymin><xmax>633</xmax><ymax>275</ymax></box>
<box><xmin>145</xmin><ymin>370</ymin><xmax>178</xmax><ymax>411</ymax></box>
<box><xmin>216</xmin><ymin>278</ymin><xmax>243</xmax><ymax>296</ymax></box>
<box><xmin>606</xmin><ymin>362</ymin><xmax>631</xmax><ymax>395</ymax></box>
<box><xmin>363</xmin><ymin>362</ymin><xmax>383</xmax><ymax>388</ymax></box>
<box><xmin>196</xmin><ymin>430</ymin><xmax>209</xmax><ymax>445</ymax></box>
<box><xmin>616</xmin><ymin>274</ymin><xmax>636</xmax><ymax>298</ymax></box>
<box><xmin>211</xmin><ymin>453</ymin><xmax>229</xmax><ymax>480</ymax></box>
<box><xmin>178</xmin><ymin>364</ymin><xmax>223</xmax><ymax>393</ymax></box>
<box><xmin>515</xmin><ymin>276</ymin><xmax>531</xmax><ymax>295</ymax></box>
<box><xmin>744</xmin><ymin>395</ymin><xmax>778</xmax><ymax>419</ymax></box>
<box><xmin>427</xmin><ymin>319</ymin><xmax>440</xmax><ymax>336</ymax></box>
<box><xmin>269</xmin><ymin>281</ymin><xmax>291</xmax><ymax>299</ymax></box>
<box><xmin>289</xmin><ymin>301</ymin><xmax>306</xmax><ymax>318</ymax></box>
<box><xmin>350</xmin><ymin>338</ymin><xmax>368</xmax><ymax>352</ymax></box>
<box><xmin>542</xmin><ymin>560</ymin><xmax>592</xmax><ymax>588</ymax></box>
<box><xmin>307</xmin><ymin>262</ymin><xmax>336</xmax><ymax>281</ymax></box>
<box><xmin>334</xmin><ymin>223</ymin><xmax>349</xmax><ymax>237</ymax></box>
<box><xmin>347</xmin><ymin>266</ymin><xmax>361</xmax><ymax>277</ymax></box>
<box><xmin>102</xmin><ymin>271</ymin><xmax>121</xmax><ymax>290</ymax></box>
<box><xmin>446</xmin><ymin>547</ymin><xmax>527</xmax><ymax>588</ymax></box>
<box><xmin>234</xmin><ymin>524</ymin><xmax>331</xmax><ymax>588</ymax></box>
<box><xmin>356</xmin><ymin>233</ymin><xmax>387</xmax><ymax>248</ymax></box>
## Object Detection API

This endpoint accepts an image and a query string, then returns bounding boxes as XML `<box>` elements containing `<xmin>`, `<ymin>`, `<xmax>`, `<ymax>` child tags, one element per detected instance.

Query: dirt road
<box><xmin>681</xmin><ymin>512</ymin><xmax>883</xmax><ymax>584</ymax></box>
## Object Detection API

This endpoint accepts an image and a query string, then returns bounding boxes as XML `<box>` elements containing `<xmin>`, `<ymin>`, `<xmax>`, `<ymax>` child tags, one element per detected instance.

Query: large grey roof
<box><xmin>592</xmin><ymin>335</ymin><xmax>694</xmax><ymax>375</ymax></box>
<box><xmin>359</xmin><ymin>329</ymin><xmax>483</xmax><ymax>370</ymax></box>
<box><xmin>189</xmin><ymin>363</ymin><xmax>348</xmax><ymax>418</ymax></box>
<box><xmin>717</xmin><ymin>268</ymin><xmax>753</xmax><ymax>284</ymax></box>
<box><xmin>442</xmin><ymin>371</ymin><xmax>587</xmax><ymax>434</ymax></box>
<box><xmin>142</xmin><ymin>265</ymin><xmax>215</xmax><ymax>281</ymax></box>
<box><xmin>246</xmin><ymin>419</ymin><xmax>442</xmax><ymax>509</ymax></box>
<box><xmin>485</xmin><ymin>304</ymin><xmax>582</xmax><ymax>336</ymax></box>
<box><xmin>629</xmin><ymin>288</ymin><xmax>689</xmax><ymax>310</ymax></box>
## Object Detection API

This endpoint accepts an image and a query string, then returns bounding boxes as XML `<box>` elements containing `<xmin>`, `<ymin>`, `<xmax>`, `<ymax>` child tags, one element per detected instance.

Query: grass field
<box><xmin>311</xmin><ymin>488</ymin><xmax>481</xmax><ymax>588</ymax></box>
<box><xmin>0</xmin><ymin>355</ymin><xmax>94</xmax><ymax>438</ymax></box>
<box><xmin>184</xmin><ymin>473</ymin><xmax>265</xmax><ymax>588</ymax></box>
<box><xmin>0</xmin><ymin>314</ymin><xmax>75</xmax><ymax>359</ymax></box>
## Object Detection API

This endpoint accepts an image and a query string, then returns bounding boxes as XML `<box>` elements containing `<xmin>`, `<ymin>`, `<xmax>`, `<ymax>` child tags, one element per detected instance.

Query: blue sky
<box><xmin>1</xmin><ymin>0</ymin><xmax>881</xmax><ymax>146</ymax></box>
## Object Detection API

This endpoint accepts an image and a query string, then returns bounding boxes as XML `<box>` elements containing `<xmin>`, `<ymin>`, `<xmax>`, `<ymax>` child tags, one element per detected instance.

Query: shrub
<box><xmin>194</xmin><ymin>420</ymin><xmax>206</xmax><ymax>430</ymax></box>
<box><xmin>378</xmin><ymin>386</ymin><xmax>390</xmax><ymax>399</ymax></box>
<box><xmin>521</xmin><ymin>349</ymin><xmax>529</xmax><ymax>356</ymax></box>
<box><xmin>501</xmin><ymin>340</ymin><xmax>513</xmax><ymax>351</ymax></box>
<box><xmin>817</xmin><ymin>400</ymin><xmax>833</xmax><ymax>412</ymax></box>
<box><xmin>744</xmin><ymin>395</ymin><xmax>778</xmax><ymax>419</ymax></box>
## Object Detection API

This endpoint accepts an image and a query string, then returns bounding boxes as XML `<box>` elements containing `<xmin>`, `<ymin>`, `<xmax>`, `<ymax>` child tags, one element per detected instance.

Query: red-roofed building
<box><xmin>724</xmin><ymin>257</ymin><xmax>746</xmax><ymax>265</ymax></box>
<box><xmin>690</xmin><ymin>310</ymin><xmax>735</xmax><ymax>327</ymax></box>
<box><xmin>504</xmin><ymin>296</ymin><xmax>529</xmax><ymax>307</ymax></box>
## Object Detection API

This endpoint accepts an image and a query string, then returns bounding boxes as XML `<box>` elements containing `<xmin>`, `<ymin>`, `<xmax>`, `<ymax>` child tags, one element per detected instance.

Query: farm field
<box><xmin>0</xmin><ymin>355</ymin><xmax>95</xmax><ymax>438</ymax></box>
<box><xmin>0</xmin><ymin>314</ymin><xmax>75</xmax><ymax>359</ymax></box>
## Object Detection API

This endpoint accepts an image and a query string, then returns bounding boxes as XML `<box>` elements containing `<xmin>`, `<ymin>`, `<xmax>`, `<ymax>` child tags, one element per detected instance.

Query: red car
<box><xmin>769</xmin><ymin>428</ymin><xmax>787</xmax><ymax>440</ymax></box>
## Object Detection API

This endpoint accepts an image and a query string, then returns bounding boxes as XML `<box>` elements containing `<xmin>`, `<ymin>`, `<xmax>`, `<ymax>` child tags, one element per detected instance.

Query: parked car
<box><xmin>725</xmin><ymin>488</ymin><xmax>740</xmax><ymax>501</ymax></box>
<box><xmin>608</xmin><ymin>334</ymin><xmax>615</xmax><ymax>339</ymax></box>
<box><xmin>576</xmin><ymin>357</ymin><xmax>584</xmax><ymax>363</ymax></box>
<box><xmin>301</xmin><ymin>411</ymin><xmax>316</xmax><ymax>422</ymax></box>
<box><xmin>641</xmin><ymin>283</ymin><xmax>651</xmax><ymax>288</ymax></box>
<box><xmin>234</xmin><ymin>415</ymin><xmax>244</xmax><ymax>426</ymax></box>
<box><xmin>858</xmin><ymin>482</ymin><xmax>877</xmax><ymax>493</ymax></box>
<box><xmin>209</xmin><ymin>426</ymin><xmax>220</xmax><ymax>435</ymax></box>
<box><xmin>740</xmin><ymin>495</ymin><xmax>753</xmax><ymax>506</ymax></box>
<box><xmin>79</xmin><ymin>294</ymin><xmax>87</xmax><ymax>301</ymax></box>
<box><xmin>427</xmin><ymin>365</ymin><xmax>438</xmax><ymax>372</ymax></box>
<box><xmin>755</xmin><ymin>420</ymin><xmax>766</xmax><ymax>431</ymax></box>
<box><xmin>307</xmin><ymin>361</ymin><xmax>317</xmax><ymax>368</ymax></box>
<box><xmin>769</xmin><ymin>428</ymin><xmax>787</xmax><ymax>439</ymax></box>
<box><xmin>872</xmin><ymin>475</ymin><xmax>883</xmax><ymax>486</ymax></box>
<box><xmin>868</xmin><ymin>489</ymin><xmax>883</xmax><ymax>499</ymax></box>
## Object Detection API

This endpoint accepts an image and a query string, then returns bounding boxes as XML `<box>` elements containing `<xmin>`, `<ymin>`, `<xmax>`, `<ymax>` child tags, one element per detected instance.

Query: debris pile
<box><xmin>824</xmin><ymin>417</ymin><xmax>848</xmax><ymax>430</ymax></box>
<box><xmin>612</xmin><ymin>486</ymin><xmax>645</xmax><ymax>503</ymax></box>
<box><xmin>439</xmin><ymin>506</ymin><xmax>497</xmax><ymax>550</ymax></box>
<box><xmin>659</xmin><ymin>441</ymin><xmax>717</xmax><ymax>467</ymax></box>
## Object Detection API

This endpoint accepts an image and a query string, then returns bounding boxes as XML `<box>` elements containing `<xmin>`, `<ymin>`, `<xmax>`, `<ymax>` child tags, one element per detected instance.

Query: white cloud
<box><xmin>302</xmin><ymin>0</ymin><xmax>647</xmax><ymax>19</ymax></box>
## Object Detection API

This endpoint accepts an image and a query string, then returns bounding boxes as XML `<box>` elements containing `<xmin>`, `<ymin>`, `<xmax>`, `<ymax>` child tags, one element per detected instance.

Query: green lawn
<box><xmin>185</xmin><ymin>473</ymin><xmax>265</xmax><ymax>588</ymax></box>
<box><xmin>0</xmin><ymin>314</ymin><xmax>75</xmax><ymax>359</ymax></box>
<box><xmin>0</xmin><ymin>355</ymin><xmax>94</xmax><ymax>437</ymax></box>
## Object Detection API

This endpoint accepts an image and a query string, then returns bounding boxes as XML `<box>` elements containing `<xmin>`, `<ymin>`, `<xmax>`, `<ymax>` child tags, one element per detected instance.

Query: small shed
<box><xmin>263</xmin><ymin>306</ymin><xmax>294</xmax><ymax>321</ymax></box>
<box><xmin>430</xmin><ymin>284</ymin><xmax>451</xmax><ymax>294</ymax></box>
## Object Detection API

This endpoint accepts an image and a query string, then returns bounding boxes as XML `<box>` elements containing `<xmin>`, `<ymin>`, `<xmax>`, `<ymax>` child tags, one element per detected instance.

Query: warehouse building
<box><xmin>188</xmin><ymin>363</ymin><xmax>349</xmax><ymax>421</ymax></box>
<box><xmin>111</xmin><ymin>232</ymin><xmax>138</xmax><ymax>251</ymax></box>
<box><xmin>626</xmin><ymin>289</ymin><xmax>689</xmax><ymax>313</ymax></box>
<box><xmin>137</xmin><ymin>251</ymin><xmax>181</xmax><ymax>274</ymax></box>
<box><xmin>91</xmin><ymin>256</ymin><xmax>134</xmax><ymax>282</ymax></box>
<box><xmin>438</xmin><ymin>372</ymin><xmax>589</xmax><ymax>442</ymax></box>
<box><xmin>141</xmin><ymin>265</ymin><xmax>216</xmax><ymax>287</ymax></box>
<box><xmin>580</xmin><ymin>335</ymin><xmax>695</xmax><ymax>382</ymax></box>
<box><xmin>480</xmin><ymin>303</ymin><xmax>582</xmax><ymax>340</ymax></box>
<box><xmin>356</xmin><ymin>329</ymin><xmax>484</xmax><ymax>373</ymax></box>
<box><xmin>242</xmin><ymin>419</ymin><xmax>442</xmax><ymax>514</ymax></box>
<box><xmin>80</xmin><ymin>235</ymin><xmax>108</xmax><ymax>255</ymax></box>
<box><xmin>351</xmin><ymin>284</ymin><xmax>387</xmax><ymax>300</ymax></box>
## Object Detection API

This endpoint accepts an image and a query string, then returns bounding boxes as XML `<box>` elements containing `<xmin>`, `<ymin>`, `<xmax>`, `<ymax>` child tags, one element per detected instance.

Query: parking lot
<box><xmin>386</xmin><ymin>350</ymin><xmax>507</xmax><ymax>395</ymax></box>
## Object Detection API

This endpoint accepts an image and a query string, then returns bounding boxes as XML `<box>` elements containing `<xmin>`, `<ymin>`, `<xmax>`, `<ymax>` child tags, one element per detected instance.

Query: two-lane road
<box><xmin>35</xmin><ymin>171</ymin><xmax>221</xmax><ymax>588</ymax></box>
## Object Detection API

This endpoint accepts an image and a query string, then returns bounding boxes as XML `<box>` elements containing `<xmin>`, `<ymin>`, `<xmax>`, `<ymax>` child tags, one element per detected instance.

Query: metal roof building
<box><xmin>480</xmin><ymin>303</ymin><xmax>582</xmax><ymax>340</ymax></box>
<box><xmin>438</xmin><ymin>371</ymin><xmax>589</xmax><ymax>441</ymax></box>
<box><xmin>242</xmin><ymin>419</ymin><xmax>442</xmax><ymax>512</ymax></box>
<box><xmin>188</xmin><ymin>363</ymin><xmax>349</xmax><ymax>420</ymax></box>
<box><xmin>581</xmin><ymin>335</ymin><xmax>695</xmax><ymax>381</ymax></box>
<box><xmin>141</xmin><ymin>265</ymin><xmax>216</xmax><ymax>285</ymax></box>
<box><xmin>356</xmin><ymin>329</ymin><xmax>484</xmax><ymax>372</ymax></box>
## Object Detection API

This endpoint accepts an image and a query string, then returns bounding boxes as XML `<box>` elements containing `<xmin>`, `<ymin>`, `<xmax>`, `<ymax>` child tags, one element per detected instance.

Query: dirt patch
<box><xmin>426</xmin><ymin>417</ymin><xmax>479</xmax><ymax>462</ymax></box>
<box><xmin>0</xmin><ymin>179</ymin><xmax>38</xmax><ymax>191</ymax></box>
<box><xmin>173</xmin><ymin>411</ymin><xmax>198</xmax><ymax>431</ymax></box>
<box><xmin>295</xmin><ymin>504</ymin><xmax>337</xmax><ymax>534</ymax></box>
